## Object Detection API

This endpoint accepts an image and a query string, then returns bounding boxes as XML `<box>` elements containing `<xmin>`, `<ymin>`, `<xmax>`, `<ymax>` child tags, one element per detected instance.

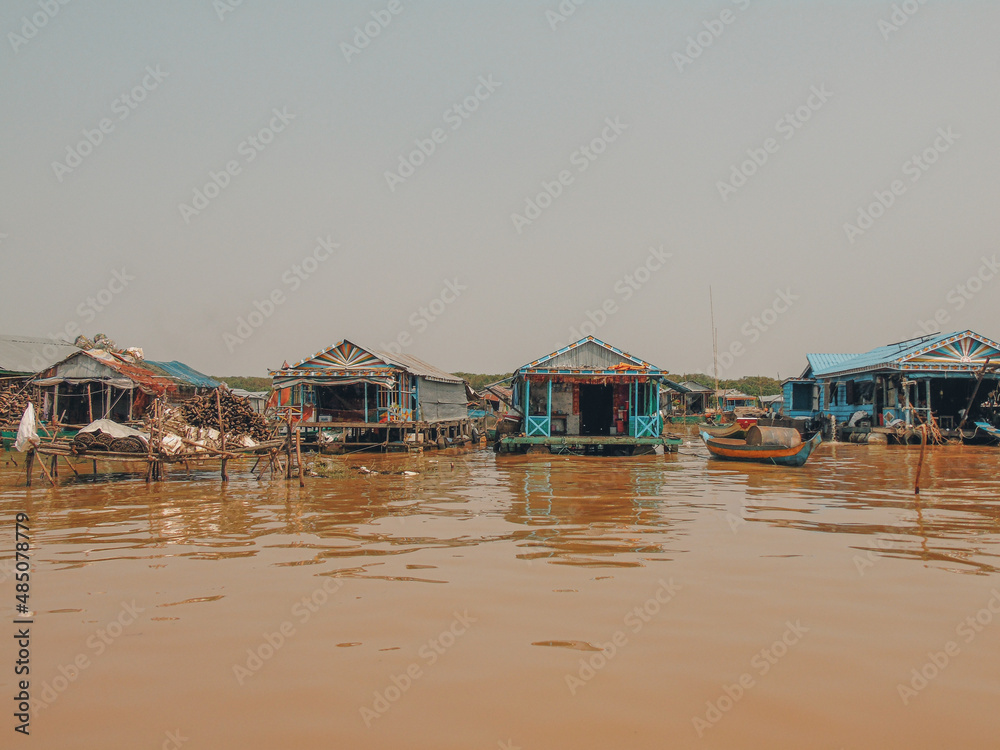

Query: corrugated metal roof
<box><xmin>679</xmin><ymin>380</ymin><xmax>714</xmax><ymax>392</ymax></box>
<box><xmin>805</xmin><ymin>353</ymin><xmax>856</xmax><ymax>375</ymax></box>
<box><xmin>0</xmin><ymin>334</ymin><xmax>80</xmax><ymax>375</ymax></box>
<box><xmin>145</xmin><ymin>360</ymin><xmax>220</xmax><ymax>389</ymax></box>
<box><xmin>808</xmin><ymin>331</ymin><xmax>1000</xmax><ymax>377</ymax></box>
<box><xmin>370</xmin><ymin>348</ymin><xmax>465</xmax><ymax>384</ymax></box>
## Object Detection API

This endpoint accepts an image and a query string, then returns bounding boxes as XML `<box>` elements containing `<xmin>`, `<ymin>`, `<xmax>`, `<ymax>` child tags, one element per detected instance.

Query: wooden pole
<box><xmin>295</xmin><ymin>427</ymin><xmax>305</xmax><ymax>488</ymax></box>
<box><xmin>87</xmin><ymin>384</ymin><xmax>93</xmax><ymax>423</ymax></box>
<box><xmin>34</xmin><ymin>452</ymin><xmax>56</xmax><ymax>487</ymax></box>
<box><xmin>61</xmin><ymin>455</ymin><xmax>80</xmax><ymax>477</ymax></box>
<box><xmin>145</xmin><ymin>398</ymin><xmax>155</xmax><ymax>484</ymax></box>
<box><xmin>285</xmin><ymin>416</ymin><xmax>293</xmax><ymax>479</ymax></box>
<box><xmin>25</xmin><ymin>449</ymin><xmax>34</xmax><ymax>487</ymax></box>
<box><xmin>216</xmin><ymin>389</ymin><xmax>228</xmax><ymax>483</ymax></box>
<box><xmin>957</xmin><ymin>357</ymin><xmax>993</xmax><ymax>433</ymax></box>
<box><xmin>914</xmin><ymin>423</ymin><xmax>928</xmax><ymax>495</ymax></box>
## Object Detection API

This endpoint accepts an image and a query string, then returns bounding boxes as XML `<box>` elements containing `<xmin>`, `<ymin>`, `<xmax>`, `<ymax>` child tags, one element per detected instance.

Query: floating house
<box><xmin>677</xmin><ymin>380</ymin><xmax>714</xmax><ymax>414</ymax></box>
<box><xmin>32</xmin><ymin>350</ymin><xmax>218</xmax><ymax>425</ymax></box>
<box><xmin>269</xmin><ymin>339</ymin><xmax>473</xmax><ymax>451</ymax></box>
<box><xmin>497</xmin><ymin>337</ymin><xmax>687</xmax><ymax>455</ymax></box>
<box><xmin>716</xmin><ymin>389</ymin><xmax>758</xmax><ymax>412</ymax></box>
<box><xmin>782</xmin><ymin>330</ymin><xmax>1000</xmax><ymax>442</ymax></box>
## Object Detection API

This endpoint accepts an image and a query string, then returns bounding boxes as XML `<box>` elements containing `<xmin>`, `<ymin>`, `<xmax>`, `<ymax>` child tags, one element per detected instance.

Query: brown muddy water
<box><xmin>2</xmin><ymin>428</ymin><xmax>1000</xmax><ymax>749</ymax></box>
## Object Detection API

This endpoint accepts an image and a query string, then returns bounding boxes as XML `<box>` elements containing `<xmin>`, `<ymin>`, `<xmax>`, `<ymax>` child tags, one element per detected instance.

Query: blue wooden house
<box><xmin>498</xmin><ymin>337</ymin><xmax>687</xmax><ymax>455</ymax></box>
<box><xmin>782</xmin><ymin>330</ymin><xmax>1000</xmax><ymax>440</ymax></box>
<box><xmin>269</xmin><ymin>339</ymin><xmax>472</xmax><ymax>450</ymax></box>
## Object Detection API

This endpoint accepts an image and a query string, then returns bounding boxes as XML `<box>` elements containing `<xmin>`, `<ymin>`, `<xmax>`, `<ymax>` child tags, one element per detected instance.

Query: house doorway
<box><xmin>579</xmin><ymin>384</ymin><xmax>613</xmax><ymax>435</ymax></box>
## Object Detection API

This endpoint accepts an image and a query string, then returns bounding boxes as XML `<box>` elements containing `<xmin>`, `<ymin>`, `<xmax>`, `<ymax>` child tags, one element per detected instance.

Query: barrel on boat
<box><xmin>746</xmin><ymin>426</ymin><xmax>801</xmax><ymax>448</ymax></box>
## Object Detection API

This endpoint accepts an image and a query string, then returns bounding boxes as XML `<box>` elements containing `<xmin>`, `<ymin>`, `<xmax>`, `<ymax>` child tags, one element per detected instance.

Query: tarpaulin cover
<box><xmin>78</xmin><ymin>419</ymin><xmax>149</xmax><ymax>443</ymax></box>
<box><xmin>14</xmin><ymin>403</ymin><xmax>39</xmax><ymax>452</ymax></box>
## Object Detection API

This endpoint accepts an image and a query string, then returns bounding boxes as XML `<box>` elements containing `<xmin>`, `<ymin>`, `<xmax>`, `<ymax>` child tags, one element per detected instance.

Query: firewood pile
<box><xmin>0</xmin><ymin>384</ymin><xmax>35</xmax><ymax>423</ymax></box>
<box><xmin>179</xmin><ymin>389</ymin><xmax>270</xmax><ymax>442</ymax></box>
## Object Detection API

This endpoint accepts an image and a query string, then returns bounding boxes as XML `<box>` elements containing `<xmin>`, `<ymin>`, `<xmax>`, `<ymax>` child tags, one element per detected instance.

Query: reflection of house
<box><xmin>783</xmin><ymin>330</ymin><xmax>1000</xmax><ymax>440</ymax></box>
<box><xmin>33</xmin><ymin>350</ymin><xmax>218</xmax><ymax>424</ymax></box>
<box><xmin>269</xmin><ymin>339</ymin><xmax>471</xmax><ymax>450</ymax></box>
<box><xmin>499</xmin><ymin>337</ymin><xmax>687</xmax><ymax>455</ymax></box>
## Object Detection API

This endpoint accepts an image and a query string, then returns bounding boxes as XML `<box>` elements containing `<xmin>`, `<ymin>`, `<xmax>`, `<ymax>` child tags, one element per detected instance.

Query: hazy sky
<box><xmin>2</xmin><ymin>1</ymin><xmax>998</xmax><ymax>379</ymax></box>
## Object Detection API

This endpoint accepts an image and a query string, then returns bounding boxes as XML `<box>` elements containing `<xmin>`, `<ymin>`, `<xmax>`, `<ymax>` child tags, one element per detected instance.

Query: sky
<box><xmin>2</xmin><ymin>1</ymin><xmax>998</xmax><ymax>380</ymax></box>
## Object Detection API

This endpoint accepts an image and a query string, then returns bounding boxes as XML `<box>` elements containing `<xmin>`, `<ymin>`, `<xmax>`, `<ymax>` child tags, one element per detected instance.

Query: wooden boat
<box><xmin>972</xmin><ymin>421</ymin><xmax>1000</xmax><ymax>445</ymax></box>
<box><xmin>699</xmin><ymin>422</ymin><xmax>747</xmax><ymax>439</ymax></box>
<box><xmin>700</xmin><ymin>426</ymin><xmax>822</xmax><ymax>467</ymax></box>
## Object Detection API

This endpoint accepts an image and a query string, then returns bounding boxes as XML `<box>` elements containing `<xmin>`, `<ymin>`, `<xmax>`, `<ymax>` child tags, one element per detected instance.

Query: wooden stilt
<box><xmin>35</xmin><ymin>453</ymin><xmax>56</xmax><ymax>487</ymax></box>
<box><xmin>25</xmin><ymin>449</ymin><xmax>34</xmax><ymax>487</ymax></box>
<box><xmin>216</xmin><ymin>389</ymin><xmax>228</xmax><ymax>483</ymax></box>
<box><xmin>914</xmin><ymin>424</ymin><xmax>928</xmax><ymax>495</ymax></box>
<box><xmin>285</xmin><ymin>417</ymin><xmax>293</xmax><ymax>479</ymax></box>
<box><xmin>295</xmin><ymin>427</ymin><xmax>305</xmax><ymax>488</ymax></box>
<box><xmin>62</xmin><ymin>456</ymin><xmax>80</xmax><ymax>477</ymax></box>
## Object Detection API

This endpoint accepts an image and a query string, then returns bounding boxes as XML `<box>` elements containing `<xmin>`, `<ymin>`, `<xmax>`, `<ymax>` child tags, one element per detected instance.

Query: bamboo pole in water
<box><xmin>295</xmin><ymin>427</ymin><xmax>305</xmax><ymax>488</ymax></box>
<box><xmin>914</xmin><ymin>423</ymin><xmax>928</xmax><ymax>495</ymax></box>
<box><xmin>217</xmin><ymin>389</ymin><xmax>228</xmax><ymax>483</ymax></box>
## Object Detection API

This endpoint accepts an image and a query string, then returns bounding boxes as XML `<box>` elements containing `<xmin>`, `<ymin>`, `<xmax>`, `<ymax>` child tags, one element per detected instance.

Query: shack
<box><xmin>497</xmin><ymin>336</ymin><xmax>687</xmax><ymax>455</ymax></box>
<box><xmin>677</xmin><ymin>380</ymin><xmax>714</xmax><ymax>414</ymax></box>
<box><xmin>269</xmin><ymin>339</ymin><xmax>472</xmax><ymax>451</ymax></box>
<box><xmin>717</xmin><ymin>389</ymin><xmax>758</xmax><ymax>412</ymax></box>
<box><xmin>32</xmin><ymin>350</ymin><xmax>218</xmax><ymax>425</ymax></box>
<box><xmin>782</xmin><ymin>330</ymin><xmax>1000</xmax><ymax>443</ymax></box>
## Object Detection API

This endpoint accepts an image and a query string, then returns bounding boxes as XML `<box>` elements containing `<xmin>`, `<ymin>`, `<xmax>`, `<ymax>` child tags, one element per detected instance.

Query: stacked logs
<box><xmin>0</xmin><ymin>383</ymin><xmax>33</xmax><ymax>423</ymax></box>
<box><xmin>180</xmin><ymin>389</ymin><xmax>270</xmax><ymax>442</ymax></box>
<box><xmin>71</xmin><ymin>431</ymin><xmax>147</xmax><ymax>454</ymax></box>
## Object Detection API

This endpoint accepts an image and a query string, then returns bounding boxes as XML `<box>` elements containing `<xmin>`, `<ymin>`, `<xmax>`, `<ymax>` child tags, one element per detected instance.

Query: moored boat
<box><xmin>700</xmin><ymin>426</ymin><xmax>822</xmax><ymax>467</ymax></box>
<box><xmin>699</xmin><ymin>422</ymin><xmax>747</xmax><ymax>439</ymax></box>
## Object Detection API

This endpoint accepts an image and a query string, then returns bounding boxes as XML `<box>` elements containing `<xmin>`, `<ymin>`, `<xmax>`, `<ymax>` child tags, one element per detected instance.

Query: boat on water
<box><xmin>699</xmin><ymin>422</ymin><xmax>748</xmax><ymax>439</ymax></box>
<box><xmin>700</xmin><ymin>425</ymin><xmax>822</xmax><ymax>467</ymax></box>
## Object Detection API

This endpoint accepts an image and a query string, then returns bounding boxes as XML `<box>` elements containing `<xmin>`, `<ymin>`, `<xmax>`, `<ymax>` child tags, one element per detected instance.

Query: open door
<box><xmin>579</xmin><ymin>384</ymin><xmax>613</xmax><ymax>435</ymax></box>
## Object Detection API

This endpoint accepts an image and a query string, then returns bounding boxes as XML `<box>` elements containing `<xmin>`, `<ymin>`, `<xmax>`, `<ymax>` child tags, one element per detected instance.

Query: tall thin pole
<box><xmin>710</xmin><ymin>286</ymin><xmax>719</xmax><ymax>411</ymax></box>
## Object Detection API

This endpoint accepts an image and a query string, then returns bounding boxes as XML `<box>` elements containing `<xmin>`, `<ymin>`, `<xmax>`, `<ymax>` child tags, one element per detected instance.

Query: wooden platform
<box><xmin>498</xmin><ymin>434</ymin><xmax>682</xmax><ymax>455</ymax></box>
